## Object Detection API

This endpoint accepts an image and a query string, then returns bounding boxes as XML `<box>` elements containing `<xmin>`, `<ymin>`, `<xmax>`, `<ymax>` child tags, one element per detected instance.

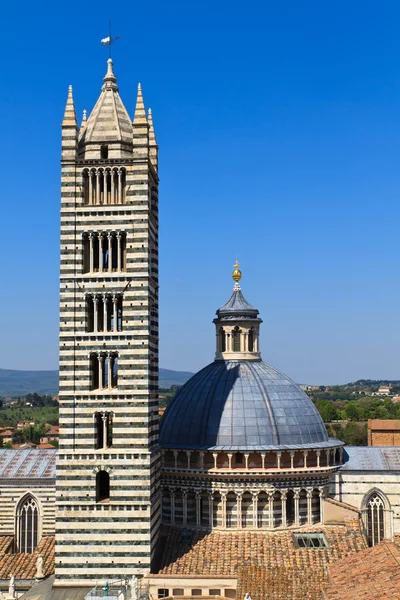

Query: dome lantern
<box><xmin>213</xmin><ymin>261</ymin><xmax>262</xmax><ymax>361</ymax></box>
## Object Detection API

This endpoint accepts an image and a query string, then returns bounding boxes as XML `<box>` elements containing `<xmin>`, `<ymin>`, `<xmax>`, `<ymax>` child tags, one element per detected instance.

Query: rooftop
<box><xmin>342</xmin><ymin>446</ymin><xmax>400</xmax><ymax>471</ymax></box>
<box><xmin>0</xmin><ymin>449</ymin><xmax>56</xmax><ymax>479</ymax></box>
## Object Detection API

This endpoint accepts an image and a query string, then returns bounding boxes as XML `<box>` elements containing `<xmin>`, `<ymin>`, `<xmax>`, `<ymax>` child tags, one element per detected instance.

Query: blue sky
<box><xmin>1</xmin><ymin>0</ymin><xmax>399</xmax><ymax>383</ymax></box>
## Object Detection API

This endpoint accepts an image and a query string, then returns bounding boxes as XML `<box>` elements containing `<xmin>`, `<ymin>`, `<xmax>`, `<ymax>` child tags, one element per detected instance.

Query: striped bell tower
<box><xmin>56</xmin><ymin>59</ymin><xmax>160</xmax><ymax>587</ymax></box>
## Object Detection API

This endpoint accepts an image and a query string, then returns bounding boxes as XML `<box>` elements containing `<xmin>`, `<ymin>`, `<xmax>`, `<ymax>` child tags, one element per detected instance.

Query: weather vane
<box><xmin>101</xmin><ymin>21</ymin><xmax>121</xmax><ymax>59</ymax></box>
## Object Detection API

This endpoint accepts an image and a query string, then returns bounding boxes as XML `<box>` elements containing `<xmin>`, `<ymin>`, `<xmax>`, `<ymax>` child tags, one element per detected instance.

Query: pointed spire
<box><xmin>133</xmin><ymin>83</ymin><xmax>147</xmax><ymax>125</ymax></box>
<box><xmin>79</xmin><ymin>109</ymin><xmax>87</xmax><ymax>137</ymax></box>
<box><xmin>103</xmin><ymin>58</ymin><xmax>118</xmax><ymax>89</ymax></box>
<box><xmin>148</xmin><ymin>108</ymin><xmax>157</xmax><ymax>145</ymax></box>
<box><xmin>62</xmin><ymin>85</ymin><xmax>77</xmax><ymax>127</ymax></box>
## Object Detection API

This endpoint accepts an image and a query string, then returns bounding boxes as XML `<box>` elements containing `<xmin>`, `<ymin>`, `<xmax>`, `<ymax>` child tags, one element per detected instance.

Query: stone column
<box><xmin>281</xmin><ymin>490</ymin><xmax>287</xmax><ymax>528</ymax></box>
<box><xmin>182</xmin><ymin>490</ymin><xmax>188</xmax><ymax>526</ymax></box>
<box><xmin>294</xmin><ymin>490</ymin><xmax>300</xmax><ymax>526</ymax></box>
<box><xmin>277</xmin><ymin>452</ymin><xmax>282</xmax><ymax>469</ymax></box>
<box><xmin>208</xmin><ymin>492</ymin><xmax>213</xmax><ymax>529</ymax></box>
<box><xmin>94</xmin><ymin>296</ymin><xmax>99</xmax><ymax>333</ymax></box>
<box><xmin>98</xmin><ymin>355</ymin><xmax>103</xmax><ymax>390</ymax></box>
<box><xmin>186</xmin><ymin>451</ymin><xmax>191</xmax><ymax>469</ymax></box>
<box><xmin>213</xmin><ymin>453</ymin><xmax>218</xmax><ymax>469</ymax></box>
<box><xmin>319</xmin><ymin>487</ymin><xmax>325</xmax><ymax>524</ymax></box>
<box><xmin>290</xmin><ymin>451</ymin><xmax>295</xmax><ymax>469</ymax></box>
<box><xmin>88</xmin><ymin>170</ymin><xmax>93</xmax><ymax>204</ymax></box>
<box><xmin>236</xmin><ymin>492</ymin><xmax>243</xmax><ymax>529</ymax></box>
<box><xmin>252</xmin><ymin>492</ymin><xmax>258</xmax><ymax>528</ymax></box>
<box><xmin>117</xmin><ymin>233</ymin><xmax>122</xmax><ymax>271</ymax></box>
<box><xmin>98</xmin><ymin>233</ymin><xmax>103</xmax><ymax>273</ymax></box>
<box><xmin>195</xmin><ymin>491</ymin><xmax>201</xmax><ymax>527</ymax></box>
<box><xmin>102</xmin><ymin>413</ymin><xmax>108</xmax><ymax>449</ymax></box>
<box><xmin>244</xmin><ymin>453</ymin><xmax>249</xmax><ymax>470</ymax></box>
<box><xmin>89</xmin><ymin>233</ymin><xmax>94</xmax><ymax>272</ymax></box>
<box><xmin>268</xmin><ymin>492</ymin><xmax>274</xmax><ymax>529</ymax></box>
<box><xmin>199</xmin><ymin>452</ymin><xmax>205</xmax><ymax>469</ymax></box>
<box><xmin>113</xmin><ymin>295</ymin><xmax>118</xmax><ymax>332</ymax></box>
<box><xmin>261</xmin><ymin>453</ymin><xmax>266</xmax><ymax>470</ymax></box>
<box><xmin>96</xmin><ymin>169</ymin><xmax>101</xmax><ymax>204</ymax></box>
<box><xmin>103</xmin><ymin>295</ymin><xmax>108</xmax><ymax>332</ymax></box>
<box><xmin>103</xmin><ymin>169</ymin><xmax>107</xmax><ymax>204</ymax></box>
<box><xmin>227</xmin><ymin>454</ymin><xmax>233</xmax><ymax>470</ymax></box>
<box><xmin>111</xmin><ymin>169</ymin><xmax>115</xmax><ymax>204</ymax></box>
<box><xmin>326</xmin><ymin>449</ymin><xmax>330</xmax><ymax>466</ymax></box>
<box><xmin>108</xmin><ymin>233</ymin><xmax>113</xmax><ymax>272</ymax></box>
<box><xmin>316</xmin><ymin>450</ymin><xmax>321</xmax><ymax>468</ymax></box>
<box><xmin>118</xmin><ymin>168</ymin><xmax>123</xmax><ymax>204</ymax></box>
<box><xmin>221</xmin><ymin>492</ymin><xmax>227</xmax><ymax>529</ymax></box>
<box><xmin>306</xmin><ymin>488</ymin><xmax>313</xmax><ymax>525</ymax></box>
<box><xmin>107</xmin><ymin>354</ymin><xmax>112</xmax><ymax>389</ymax></box>
<box><xmin>173</xmin><ymin>450</ymin><xmax>178</xmax><ymax>468</ymax></box>
<box><xmin>170</xmin><ymin>490</ymin><xmax>175</xmax><ymax>525</ymax></box>
<box><xmin>303</xmin><ymin>451</ymin><xmax>308</xmax><ymax>469</ymax></box>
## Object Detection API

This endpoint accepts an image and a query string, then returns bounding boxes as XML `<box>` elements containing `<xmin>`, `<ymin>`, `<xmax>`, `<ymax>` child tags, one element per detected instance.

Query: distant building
<box><xmin>39</xmin><ymin>425</ymin><xmax>59</xmax><ymax>445</ymax></box>
<box><xmin>372</xmin><ymin>385</ymin><xmax>393</xmax><ymax>397</ymax></box>
<box><xmin>392</xmin><ymin>395</ymin><xmax>400</xmax><ymax>403</ymax></box>
<box><xmin>368</xmin><ymin>419</ymin><xmax>400</xmax><ymax>446</ymax></box>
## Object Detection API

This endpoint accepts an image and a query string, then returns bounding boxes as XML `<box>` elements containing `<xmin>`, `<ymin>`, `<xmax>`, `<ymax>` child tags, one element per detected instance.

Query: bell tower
<box><xmin>56</xmin><ymin>59</ymin><xmax>160</xmax><ymax>587</ymax></box>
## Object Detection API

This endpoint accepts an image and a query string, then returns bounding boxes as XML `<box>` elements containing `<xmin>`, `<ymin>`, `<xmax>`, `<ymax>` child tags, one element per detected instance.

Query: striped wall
<box><xmin>55</xmin><ymin>70</ymin><xmax>160</xmax><ymax>587</ymax></box>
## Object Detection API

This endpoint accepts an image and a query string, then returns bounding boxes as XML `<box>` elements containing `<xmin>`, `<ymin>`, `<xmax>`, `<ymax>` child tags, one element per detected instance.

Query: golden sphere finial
<box><xmin>232</xmin><ymin>260</ymin><xmax>242</xmax><ymax>283</ymax></box>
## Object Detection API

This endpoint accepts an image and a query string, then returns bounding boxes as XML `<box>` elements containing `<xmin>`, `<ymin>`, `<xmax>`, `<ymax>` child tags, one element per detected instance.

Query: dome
<box><xmin>159</xmin><ymin>359</ymin><xmax>335</xmax><ymax>451</ymax></box>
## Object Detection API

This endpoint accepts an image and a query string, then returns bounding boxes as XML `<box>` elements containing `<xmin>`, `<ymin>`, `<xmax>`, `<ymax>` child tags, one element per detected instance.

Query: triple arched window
<box><xmin>16</xmin><ymin>495</ymin><xmax>40</xmax><ymax>553</ymax></box>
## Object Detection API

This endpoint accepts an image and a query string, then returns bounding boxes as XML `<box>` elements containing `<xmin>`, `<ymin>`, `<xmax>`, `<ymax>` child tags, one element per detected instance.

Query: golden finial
<box><xmin>232</xmin><ymin>260</ymin><xmax>242</xmax><ymax>283</ymax></box>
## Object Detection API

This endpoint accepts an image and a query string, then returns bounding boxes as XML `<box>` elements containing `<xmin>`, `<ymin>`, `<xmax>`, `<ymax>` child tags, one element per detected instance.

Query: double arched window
<box><xmin>16</xmin><ymin>494</ymin><xmax>40</xmax><ymax>553</ymax></box>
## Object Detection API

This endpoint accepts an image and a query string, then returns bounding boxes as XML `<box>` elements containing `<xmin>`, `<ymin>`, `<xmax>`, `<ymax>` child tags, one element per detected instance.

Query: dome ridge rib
<box><xmin>247</xmin><ymin>361</ymin><xmax>279</xmax><ymax>445</ymax></box>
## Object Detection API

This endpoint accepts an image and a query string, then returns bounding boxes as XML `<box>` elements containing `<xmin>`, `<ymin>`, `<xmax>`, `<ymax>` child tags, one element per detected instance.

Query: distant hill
<box><xmin>0</xmin><ymin>368</ymin><xmax>194</xmax><ymax>397</ymax></box>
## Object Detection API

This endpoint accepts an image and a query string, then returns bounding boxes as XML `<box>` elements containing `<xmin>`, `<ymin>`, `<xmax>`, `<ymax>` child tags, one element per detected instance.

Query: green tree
<box><xmin>344</xmin><ymin>403</ymin><xmax>359</xmax><ymax>421</ymax></box>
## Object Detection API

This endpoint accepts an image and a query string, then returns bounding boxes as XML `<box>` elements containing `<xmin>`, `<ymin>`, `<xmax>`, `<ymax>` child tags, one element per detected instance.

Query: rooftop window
<box><xmin>293</xmin><ymin>532</ymin><xmax>328</xmax><ymax>549</ymax></box>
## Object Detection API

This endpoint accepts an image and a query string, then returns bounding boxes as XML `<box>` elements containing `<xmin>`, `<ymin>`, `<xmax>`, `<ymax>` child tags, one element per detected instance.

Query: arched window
<box><xmin>219</xmin><ymin>328</ymin><xmax>226</xmax><ymax>352</ymax></box>
<box><xmin>16</xmin><ymin>495</ymin><xmax>39</xmax><ymax>553</ymax></box>
<box><xmin>367</xmin><ymin>493</ymin><xmax>385</xmax><ymax>546</ymax></box>
<box><xmin>248</xmin><ymin>328</ymin><xmax>254</xmax><ymax>352</ymax></box>
<box><xmin>96</xmin><ymin>471</ymin><xmax>110</xmax><ymax>503</ymax></box>
<box><xmin>232</xmin><ymin>327</ymin><xmax>241</xmax><ymax>352</ymax></box>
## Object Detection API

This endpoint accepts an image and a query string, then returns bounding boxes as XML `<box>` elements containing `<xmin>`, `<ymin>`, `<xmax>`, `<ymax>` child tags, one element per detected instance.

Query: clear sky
<box><xmin>1</xmin><ymin>0</ymin><xmax>399</xmax><ymax>384</ymax></box>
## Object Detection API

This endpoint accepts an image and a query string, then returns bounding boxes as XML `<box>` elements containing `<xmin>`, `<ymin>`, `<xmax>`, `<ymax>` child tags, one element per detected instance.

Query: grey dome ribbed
<box><xmin>159</xmin><ymin>360</ymin><xmax>336</xmax><ymax>451</ymax></box>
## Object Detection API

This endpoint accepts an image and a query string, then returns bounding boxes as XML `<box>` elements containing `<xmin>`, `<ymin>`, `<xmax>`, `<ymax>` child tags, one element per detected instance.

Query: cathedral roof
<box><xmin>342</xmin><ymin>446</ymin><xmax>400</xmax><ymax>470</ymax></box>
<box><xmin>80</xmin><ymin>59</ymin><xmax>133</xmax><ymax>145</ymax></box>
<box><xmin>159</xmin><ymin>359</ymin><xmax>338</xmax><ymax>450</ymax></box>
<box><xmin>217</xmin><ymin>287</ymin><xmax>259</xmax><ymax>319</ymax></box>
<box><xmin>0</xmin><ymin>448</ymin><xmax>56</xmax><ymax>479</ymax></box>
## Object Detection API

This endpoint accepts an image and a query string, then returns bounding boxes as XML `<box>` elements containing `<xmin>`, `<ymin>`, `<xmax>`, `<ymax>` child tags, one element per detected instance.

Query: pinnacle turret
<box><xmin>133</xmin><ymin>83</ymin><xmax>147</xmax><ymax>125</ymax></box>
<box><xmin>148</xmin><ymin>108</ymin><xmax>158</xmax><ymax>170</ymax></box>
<box><xmin>62</xmin><ymin>85</ymin><xmax>77</xmax><ymax>127</ymax></box>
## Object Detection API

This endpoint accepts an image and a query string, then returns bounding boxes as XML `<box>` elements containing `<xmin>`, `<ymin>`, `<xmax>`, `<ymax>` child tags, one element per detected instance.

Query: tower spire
<box><xmin>148</xmin><ymin>108</ymin><xmax>158</xmax><ymax>170</ymax></box>
<box><xmin>62</xmin><ymin>85</ymin><xmax>77</xmax><ymax>127</ymax></box>
<box><xmin>103</xmin><ymin>58</ymin><xmax>118</xmax><ymax>89</ymax></box>
<box><xmin>133</xmin><ymin>83</ymin><xmax>147</xmax><ymax>124</ymax></box>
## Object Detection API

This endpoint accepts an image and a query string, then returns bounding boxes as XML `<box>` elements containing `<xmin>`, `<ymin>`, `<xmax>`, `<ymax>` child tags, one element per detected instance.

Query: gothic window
<box><xmin>16</xmin><ymin>495</ymin><xmax>39</xmax><ymax>553</ymax></box>
<box><xmin>87</xmin><ymin>295</ymin><xmax>123</xmax><ymax>333</ymax></box>
<box><xmin>232</xmin><ymin>327</ymin><xmax>241</xmax><ymax>352</ymax></box>
<box><xmin>96</xmin><ymin>471</ymin><xmax>110</xmax><ymax>503</ymax></box>
<box><xmin>248</xmin><ymin>328</ymin><xmax>254</xmax><ymax>352</ymax></box>
<box><xmin>83</xmin><ymin>232</ymin><xmax>126</xmax><ymax>274</ymax></box>
<box><xmin>90</xmin><ymin>353</ymin><xmax>118</xmax><ymax>390</ymax></box>
<box><xmin>367</xmin><ymin>493</ymin><xmax>385</xmax><ymax>546</ymax></box>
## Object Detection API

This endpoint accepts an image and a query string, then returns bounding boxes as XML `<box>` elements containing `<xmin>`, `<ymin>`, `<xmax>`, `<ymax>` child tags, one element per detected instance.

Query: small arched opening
<box><xmin>96</xmin><ymin>470</ymin><xmax>110</xmax><ymax>503</ymax></box>
<box><xmin>232</xmin><ymin>327</ymin><xmax>241</xmax><ymax>352</ymax></box>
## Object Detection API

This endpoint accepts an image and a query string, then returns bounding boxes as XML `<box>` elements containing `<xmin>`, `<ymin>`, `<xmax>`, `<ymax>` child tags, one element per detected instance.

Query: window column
<box><xmin>96</xmin><ymin>169</ymin><xmax>101</xmax><ymax>204</ymax></box>
<box><xmin>170</xmin><ymin>489</ymin><xmax>175</xmax><ymax>525</ymax></box>
<box><xmin>88</xmin><ymin>171</ymin><xmax>93</xmax><ymax>204</ymax></box>
<box><xmin>103</xmin><ymin>295</ymin><xmax>108</xmax><ymax>332</ymax></box>
<box><xmin>252</xmin><ymin>493</ymin><xmax>258</xmax><ymax>528</ymax></box>
<box><xmin>111</xmin><ymin>169</ymin><xmax>115</xmax><ymax>204</ymax></box>
<box><xmin>307</xmin><ymin>488</ymin><xmax>313</xmax><ymax>524</ymax></box>
<box><xmin>182</xmin><ymin>490</ymin><xmax>188</xmax><ymax>526</ymax></box>
<box><xmin>319</xmin><ymin>487</ymin><xmax>325</xmax><ymax>524</ymax></box>
<box><xmin>316</xmin><ymin>450</ymin><xmax>321</xmax><ymax>467</ymax></box>
<box><xmin>221</xmin><ymin>491</ymin><xmax>227</xmax><ymax>529</ymax></box>
<box><xmin>98</xmin><ymin>233</ymin><xmax>103</xmax><ymax>273</ymax></box>
<box><xmin>98</xmin><ymin>355</ymin><xmax>104</xmax><ymax>390</ymax></box>
<box><xmin>208</xmin><ymin>492</ymin><xmax>213</xmax><ymax>528</ymax></box>
<box><xmin>107</xmin><ymin>354</ymin><xmax>113</xmax><ymax>390</ymax></box>
<box><xmin>94</xmin><ymin>296</ymin><xmax>99</xmax><ymax>332</ymax></box>
<box><xmin>89</xmin><ymin>233</ymin><xmax>94</xmax><ymax>272</ymax></box>
<box><xmin>195</xmin><ymin>491</ymin><xmax>201</xmax><ymax>527</ymax></box>
<box><xmin>117</xmin><ymin>233</ymin><xmax>122</xmax><ymax>271</ymax></box>
<box><xmin>102</xmin><ymin>413</ymin><xmax>108</xmax><ymax>449</ymax></box>
<box><xmin>281</xmin><ymin>490</ymin><xmax>288</xmax><ymax>527</ymax></box>
<box><xmin>113</xmin><ymin>295</ymin><xmax>118</xmax><ymax>331</ymax></box>
<box><xmin>268</xmin><ymin>492</ymin><xmax>274</xmax><ymax>528</ymax></box>
<box><xmin>237</xmin><ymin>492</ymin><xmax>243</xmax><ymax>529</ymax></box>
<box><xmin>294</xmin><ymin>490</ymin><xmax>300</xmax><ymax>526</ymax></box>
<box><xmin>118</xmin><ymin>168</ymin><xmax>123</xmax><ymax>204</ymax></box>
